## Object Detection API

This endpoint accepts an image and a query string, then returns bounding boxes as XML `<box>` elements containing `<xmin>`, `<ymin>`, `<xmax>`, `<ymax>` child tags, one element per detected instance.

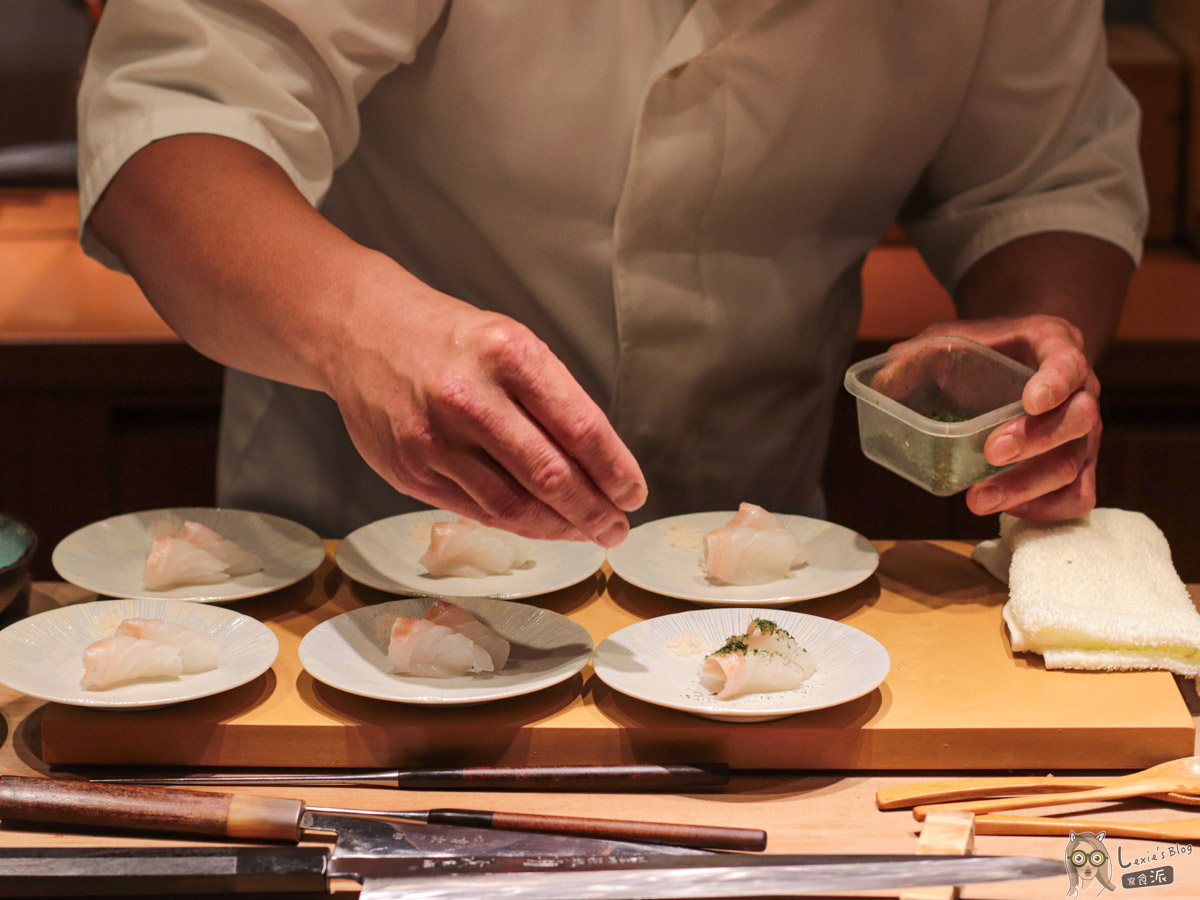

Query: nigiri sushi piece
<box><xmin>173</xmin><ymin>521</ymin><xmax>262</xmax><ymax>576</ymax></box>
<box><xmin>423</xmin><ymin>599</ymin><xmax>510</xmax><ymax>670</ymax></box>
<box><xmin>81</xmin><ymin>635</ymin><xmax>183</xmax><ymax>690</ymax></box>
<box><xmin>419</xmin><ymin>518</ymin><xmax>533</xmax><ymax>577</ymax></box>
<box><xmin>742</xmin><ymin>618</ymin><xmax>813</xmax><ymax>668</ymax></box>
<box><xmin>725</xmin><ymin>502</ymin><xmax>788</xmax><ymax>532</ymax></box>
<box><xmin>703</xmin><ymin>504</ymin><xmax>808</xmax><ymax>586</ymax></box>
<box><xmin>115</xmin><ymin>618</ymin><xmax>220</xmax><ymax>673</ymax></box>
<box><xmin>142</xmin><ymin>536</ymin><xmax>230</xmax><ymax>590</ymax></box>
<box><xmin>699</xmin><ymin>619</ymin><xmax>815</xmax><ymax>700</ymax></box>
<box><xmin>704</xmin><ymin>527</ymin><xmax>807</xmax><ymax>586</ymax></box>
<box><xmin>387</xmin><ymin>616</ymin><xmax>494</xmax><ymax>677</ymax></box>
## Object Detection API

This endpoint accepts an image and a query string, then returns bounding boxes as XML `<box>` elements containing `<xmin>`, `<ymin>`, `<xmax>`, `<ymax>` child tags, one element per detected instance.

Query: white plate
<box><xmin>606</xmin><ymin>512</ymin><xmax>879</xmax><ymax>605</ymax></box>
<box><xmin>592</xmin><ymin>607</ymin><xmax>890</xmax><ymax>723</ymax></box>
<box><xmin>298</xmin><ymin>596</ymin><xmax>593</xmax><ymax>706</ymax></box>
<box><xmin>0</xmin><ymin>597</ymin><xmax>279</xmax><ymax>709</ymax></box>
<box><xmin>52</xmin><ymin>507</ymin><xmax>326</xmax><ymax>603</ymax></box>
<box><xmin>336</xmin><ymin>511</ymin><xmax>606</xmax><ymax>599</ymax></box>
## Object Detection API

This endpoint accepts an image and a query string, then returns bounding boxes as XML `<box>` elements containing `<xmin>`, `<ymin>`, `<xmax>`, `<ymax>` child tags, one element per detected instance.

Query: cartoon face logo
<box><xmin>1065</xmin><ymin>831</ymin><xmax>1115</xmax><ymax>896</ymax></box>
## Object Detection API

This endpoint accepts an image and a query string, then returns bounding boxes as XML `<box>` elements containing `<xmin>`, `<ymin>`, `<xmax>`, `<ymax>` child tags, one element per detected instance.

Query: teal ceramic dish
<box><xmin>0</xmin><ymin>513</ymin><xmax>36</xmax><ymax>578</ymax></box>
<box><xmin>0</xmin><ymin>513</ymin><xmax>37</xmax><ymax>622</ymax></box>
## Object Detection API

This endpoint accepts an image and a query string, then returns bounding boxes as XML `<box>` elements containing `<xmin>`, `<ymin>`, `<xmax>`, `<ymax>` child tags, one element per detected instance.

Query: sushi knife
<box><xmin>89</xmin><ymin>761</ymin><xmax>730</xmax><ymax>791</ymax></box>
<box><xmin>0</xmin><ymin>776</ymin><xmax>765</xmax><ymax>851</ymax></box>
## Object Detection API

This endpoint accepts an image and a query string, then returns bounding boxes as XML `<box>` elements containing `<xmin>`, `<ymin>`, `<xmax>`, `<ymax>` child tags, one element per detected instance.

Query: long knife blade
<box><xmin>0</xmin><ymin>845</ymin><xmax>1064</xmax><ymax>898</ymax></box>
<box><xmin>358</xmin><ymin>853</ymin><xmax>1064</xmax><ymax>900</ymax></box>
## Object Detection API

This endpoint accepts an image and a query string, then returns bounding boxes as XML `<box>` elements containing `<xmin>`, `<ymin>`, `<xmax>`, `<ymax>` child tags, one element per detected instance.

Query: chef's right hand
<box><xmin>327</xmin><ymin>260</ymin><xmax>647</xmax><ymax>548</ymax></box>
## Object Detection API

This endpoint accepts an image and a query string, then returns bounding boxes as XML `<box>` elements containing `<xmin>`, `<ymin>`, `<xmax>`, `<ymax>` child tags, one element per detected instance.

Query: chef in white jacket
<box><xmin>77</xmin><ymin>1</ymin><xmax>1146</xmax><ymax>546</ymax></box>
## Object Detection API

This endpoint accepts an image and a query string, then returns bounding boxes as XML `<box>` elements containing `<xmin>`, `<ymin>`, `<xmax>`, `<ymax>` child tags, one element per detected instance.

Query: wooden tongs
<box><xmin>877</xmin><ymin>756</ymin><xmax>1200</xmax><ymax>841</ymax></box>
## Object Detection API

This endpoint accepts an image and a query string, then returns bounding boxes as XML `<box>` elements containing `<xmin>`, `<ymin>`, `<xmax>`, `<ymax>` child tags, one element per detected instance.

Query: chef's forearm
<box><xmin>953</xmin><ymin>231</ymin><xmax>1134</xmax><ymax>364</ymax></box>
<box><xmin>87</xmin><ymin>133</ymin><xmax>386</xmax><ymax>394</ymax></box>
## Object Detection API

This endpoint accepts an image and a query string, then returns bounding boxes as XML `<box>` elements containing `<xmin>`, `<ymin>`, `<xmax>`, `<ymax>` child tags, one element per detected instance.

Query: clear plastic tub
<box><xmin>843</xmin><ymin>336</ymin><xmax>1035</xmax><ymax>496</ymax></box>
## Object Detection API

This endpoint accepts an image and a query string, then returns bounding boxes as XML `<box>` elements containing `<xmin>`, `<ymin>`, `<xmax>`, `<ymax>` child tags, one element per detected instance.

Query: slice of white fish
<box><xmin>419</xmin><ymin>518</ymin><xmax>533</xmax><ymax>577</ymax></box>
<box><xmin>703</xmin><ymin>503</ymin><xmax>808</xmax><ymax>586</ymax></box>
<box><xmin>699</xmin><ymin>618</ymin><xmax>815</xmax><ymax>700</ymax></box>
<box><xmin>81</xmin><ymin>634</ymin><xmax>184</xmax><ymax>690</ymax></box>
<box><xmin>142</xmin><ymin>521</ymin><xmax>262</xmax><ymax>589</ymax></box>
<box><xmin>423</xmin><ymin>599</ymin><xmax>511</xmax><ymax>670</ymax></box>
<box><xmin>115</xmin><ymin>618</ymin><xmax>220</xmax><ymax>673</ymax></box>
<box><xmin>387</xmin><ymin>616</ymin><xmax>494</xmax><ymax>677</ymax></box>
<box><xmin>142</xmin><ymin>536</ymin><xmax>230</xmax><ymax>590</ymax></box>
<box><xmin>174</xmin><ymin>521</ymin><xmax>262</xmax><ymax>576</ymax></box>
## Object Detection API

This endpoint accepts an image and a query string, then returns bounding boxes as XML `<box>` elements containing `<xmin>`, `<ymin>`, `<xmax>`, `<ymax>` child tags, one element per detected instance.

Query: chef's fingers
<box><xmin>426</xmin><ymin>444</ymin><xmax>590</xmax><ymax>542</ymax></box>
<box><xmin>440</xmin><ymin>388</ymin><xmax>633</xmax><ymax>548</ymax></box>
<box><xmin>1021</xmin><ymin>324</ymin><xmax>1093</xmax><ymax>416</ymax></box>
<box><xmin>968</xmin><ymin>429</ymin><xmax>1099</xmax><ymax>520</ymax></box>
<box><xmin>498</xmin><ymin>348</ymin><xmax>648</xmax><ymax>515</ymax></box>
<box><xmin>999</xmin><ymin>452</ymin><xmax>1099</xmax><ymax>522</ymax></box>
<box><xmin>983</xmin><ymin>388</ymin><xmax>1099</xmax><ymax>470</ymax></box>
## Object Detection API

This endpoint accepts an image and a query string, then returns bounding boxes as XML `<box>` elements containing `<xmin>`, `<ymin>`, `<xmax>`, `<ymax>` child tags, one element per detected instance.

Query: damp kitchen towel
<box><xmin>972</xmin><ymin>509</ymin><xmax>1200</xmax><ymax>677</ymax></box>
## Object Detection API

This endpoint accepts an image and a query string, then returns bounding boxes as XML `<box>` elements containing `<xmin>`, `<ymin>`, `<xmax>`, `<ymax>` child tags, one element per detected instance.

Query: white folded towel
<box><xmin>972</xmin><ymin>509</ymin><xmax>1200</xmax><ymax>677</ymax></box>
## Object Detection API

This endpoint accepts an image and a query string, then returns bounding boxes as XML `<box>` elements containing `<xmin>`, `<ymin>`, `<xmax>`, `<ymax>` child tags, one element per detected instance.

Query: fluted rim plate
<box><xmin>592</xmin><ymin>607</ymin><xmax>890</xmax><ymax>723</ymax></box>
<box><xmin>299</xmin><ymin>596</ymin><xmax>593</xmax><ymax>705</ymax></box>
<box><xmin>0</xmin><ymin>597</ymin><xmax>278</xmax><ymax>708</ymax></box>
<box><xmin>606</xmin><ymin>512</ymin><xmax>879</xmax><ymax>605</ymax></box>
<box><xmin>52</xmin><ymin>507</ymin><xmax>326</xmax><ymax>603</ymax></box>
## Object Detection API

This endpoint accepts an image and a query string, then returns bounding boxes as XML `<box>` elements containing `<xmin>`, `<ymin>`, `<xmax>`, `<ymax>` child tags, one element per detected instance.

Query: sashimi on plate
<box><xmin>386</xmin><ymin>599</ymin><xmax>512</xmax><ymax>677</ymax></box>
<box><xmin>703</xmin><ymin>503</ymin><xmax>809</xmax><ymax>586</ymax></box>
<box><xmin>699</xmin><ymin>617</ymin><xmax>815</xmax><ymax>700</ymax></box>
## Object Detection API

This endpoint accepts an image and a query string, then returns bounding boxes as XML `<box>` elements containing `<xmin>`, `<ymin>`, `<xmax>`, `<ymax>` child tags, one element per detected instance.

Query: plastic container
<box><xmin>843</xmin><ymin>336</ymin><xmax>1035</xmax><ymax>496</ymax></box>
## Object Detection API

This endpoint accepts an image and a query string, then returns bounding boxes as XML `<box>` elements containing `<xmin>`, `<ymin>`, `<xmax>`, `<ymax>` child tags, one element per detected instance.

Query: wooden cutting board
<box><xmin>39</xmin><ymin>540</ymin><xmax>1195</xmax><ymax>770</ymax></box>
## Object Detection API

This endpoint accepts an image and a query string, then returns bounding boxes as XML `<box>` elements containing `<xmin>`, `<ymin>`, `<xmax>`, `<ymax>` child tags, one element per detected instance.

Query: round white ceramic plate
<box><xmin>606</xmin><ymin>512</ymin><xmax>879</xmax><ymax>605</ymax></box>
<box><xmin>0</xmin><ymin>597</ymin><xmax>279</xmax><ymax>709</ymax></box>
<box><xmin>336</xmin><ymin>510</ymin><xmax>606</xmax><ymax>599</ymax></box>
<box><xmin>592</xmin><ymin>607</ymin><xmax>890</xmax><ymax>723</ymax></box>
<box><xmin>298</xmin><ymin>596</ymin><xmax>593</xmax><ymax>706</ymax></box>
<box><xmin>52</xmin><ymin>507</ymin><xmax>326</xmax><ymax>603</ymax></box>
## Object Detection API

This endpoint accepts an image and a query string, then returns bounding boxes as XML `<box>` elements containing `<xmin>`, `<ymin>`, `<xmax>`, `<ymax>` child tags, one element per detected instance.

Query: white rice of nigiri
<box><xmin>143</xmin><ymin>536</ymin><xmax>230</xmax><ymax>590</ymax></box>
<box><xmin>419</xmin><ymin>518</ymin><xmax>533</xmax><ymax>577</ymax></box>
<box><xmin>387</xmin><ymin>616</ymin><xmax>494</xmax><ymax>677</ymax></box>
<box><xmin>81</xmin><ymin>634</ymin><xmax>183</xmax><ymax>690</ymax></box>
<box><xmin>115</xmin><ymin>618</ymin><xmax>220</xmax><ymax>673</ymax></box>
<box><xmin>423</xmin><ymin>599</ymin><xmax>511</xmax><ymax>670</ymax></box>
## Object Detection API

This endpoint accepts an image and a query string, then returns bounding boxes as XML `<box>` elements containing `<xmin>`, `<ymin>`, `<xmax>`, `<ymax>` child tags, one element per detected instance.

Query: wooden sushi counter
<box><xmin>25</xmin><ymin>539</ymin><xmax>1197</xmax><ymax>769</ymax></box>
<box><xmin>5</xmin><ymin>540</ymin><xmax>1200</xmax><ymax>899</ymax></box>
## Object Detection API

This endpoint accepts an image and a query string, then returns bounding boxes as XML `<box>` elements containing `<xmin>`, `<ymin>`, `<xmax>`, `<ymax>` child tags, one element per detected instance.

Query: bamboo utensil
<box><xmin>974</xmin><ymin>812</ymin><xmax>1200</xmax><ymax>842</ymax></box>
<box><xmin>876</xmin><ymin>756</ymin><xmax>1200</xmax><ymax>814</ymax></box>
<box><xmin>908</xmin><ymin>756</ymin><xmax>1200</xmax><ymax>821</ymax></box>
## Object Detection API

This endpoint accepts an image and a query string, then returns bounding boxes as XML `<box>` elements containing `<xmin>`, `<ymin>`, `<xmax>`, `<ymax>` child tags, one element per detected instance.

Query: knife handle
<box><xmin>395</xmin><ymin>763</ymin><xmax>730</xmax><ymax>791</ymax></box>
<box><xmin>0</xmin><ymin>846</ymin><xmax>329</xmax><ymax>896</ymax></box>
<box><xmin>426</xmin><ymin>808</ymin><xmax>768</xmax><ymax>851</ymax></box>
<box><xmin>0</xmin><ymin>776</ymin><xmax>303</xmax><ymax>841</ymax></box>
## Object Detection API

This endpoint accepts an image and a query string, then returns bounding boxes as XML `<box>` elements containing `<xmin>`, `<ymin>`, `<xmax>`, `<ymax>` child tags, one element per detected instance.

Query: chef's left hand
<box><xmin>892</xmin><ymin>314</ymin><xmax>1101</xmax><ymax>521</ymax></box>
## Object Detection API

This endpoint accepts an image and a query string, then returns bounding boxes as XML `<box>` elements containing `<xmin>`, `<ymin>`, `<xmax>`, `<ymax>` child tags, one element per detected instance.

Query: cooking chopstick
<box><xmin>90</xmin><ymin>762</ymin><xmax>730</xmax><ymax>791</ymax></box>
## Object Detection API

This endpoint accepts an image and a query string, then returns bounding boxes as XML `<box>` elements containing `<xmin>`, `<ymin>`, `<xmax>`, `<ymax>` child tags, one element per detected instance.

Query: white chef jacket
<box><xmin>77</xmin><ymin>0</ymin><xmax>1147</xmax><ymax>537</ymax></box>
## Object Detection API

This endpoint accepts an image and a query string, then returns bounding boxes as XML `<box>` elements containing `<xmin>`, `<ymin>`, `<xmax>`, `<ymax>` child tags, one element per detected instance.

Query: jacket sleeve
<box><xmin>897</xmin><ymin>0</ymin><xmax>1149</xmax><ymax>293</ymax></box>
<box><xmin>76</xmin><ymin>0</ymin><xmax>447</xmax><ymax>269</ymax></box>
